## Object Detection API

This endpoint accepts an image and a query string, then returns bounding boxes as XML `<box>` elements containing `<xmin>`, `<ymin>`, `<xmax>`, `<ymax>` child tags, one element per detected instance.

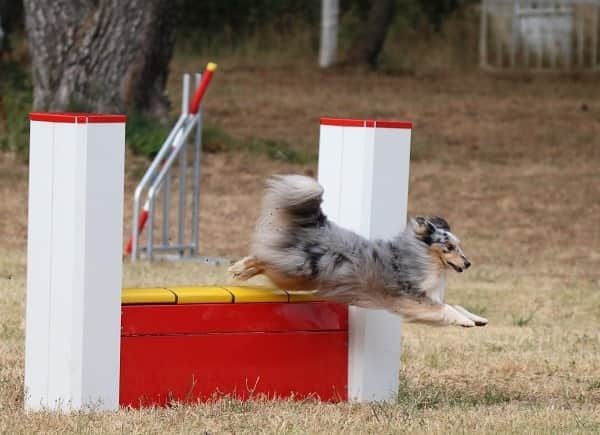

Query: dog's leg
<box><xmin>420</xmin><ymin>304</ymin><xmax>475</xmax><ymax>327</ymax></box>
<box><xmin>394</xmin><ymin>300</ymin><xmax>475</xmax><ymax>327</ymax></box>
<box><xmin>453</xmin><ymin>305</ymin><xmax>488</xmax><ymax>326</ymax></box>
<box><xmin>228</xmin><ymin>256</ymin><xmax>264</xmax><ymax>281</ymax></box>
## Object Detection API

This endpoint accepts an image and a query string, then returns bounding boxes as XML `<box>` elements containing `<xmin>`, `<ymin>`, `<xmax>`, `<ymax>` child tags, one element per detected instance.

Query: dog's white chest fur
<box><xmin>422</xmin><ymin>271</ymin><xmax>446</xmax><ymax>304</ymax></box>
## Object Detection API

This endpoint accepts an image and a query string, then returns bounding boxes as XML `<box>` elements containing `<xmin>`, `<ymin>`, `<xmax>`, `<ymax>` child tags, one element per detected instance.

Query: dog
<box><xmin>229</xmin><ymin>174</ymin><xmax>488</xmax><ymax>327</ymax></box>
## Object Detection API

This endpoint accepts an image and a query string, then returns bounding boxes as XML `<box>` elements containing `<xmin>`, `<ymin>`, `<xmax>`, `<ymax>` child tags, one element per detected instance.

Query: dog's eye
<box><xmin>447</xmin><ymin>245</ymin><xmax>455</xmax><ymax>252</ymax></box>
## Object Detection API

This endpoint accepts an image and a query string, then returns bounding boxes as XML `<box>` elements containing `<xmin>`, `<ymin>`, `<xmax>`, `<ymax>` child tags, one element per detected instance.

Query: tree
<box><xmin>0</xmin><ymin>0</ymin><xmax>24</xmax><ymax>54</ymax></box>
<box><xmin>0</xmin><ymin>19</ymin><xmax>4</xmax><ymax>54</ymax></box>
<box><xmin>23</xmin><ymin>0</ymin><xmax>176</xmax><ymax>121</ymax></box>
<box><xmin>345</xmin><ymin>0</ymin><xmax>395</xmax><ymax>68</ymax></box>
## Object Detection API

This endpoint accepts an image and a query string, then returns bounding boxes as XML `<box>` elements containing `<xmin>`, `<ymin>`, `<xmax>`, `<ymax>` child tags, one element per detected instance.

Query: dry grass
<box><xmin>1</xmin><ymin>54</ymin><xmax>600</xmax><ymax>433</ymax></box>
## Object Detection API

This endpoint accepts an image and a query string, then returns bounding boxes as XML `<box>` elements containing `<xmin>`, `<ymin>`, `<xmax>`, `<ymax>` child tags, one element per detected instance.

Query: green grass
<box><xmin>203</xmin><ymin>124</ymin><xmax>316</xmax><ymax>164</ymax></box>
<box><xmin>126</xmin><ymin>118</ymin><xmax>315</xmax><ymax>163</ymax></box>
<box><xmin>125</xmin><ymin>112</ymin><xmax>171</xmax><ymax>158</ymax></box>
<box><xmin>510</xmin><ymin>306</ymin><xmax>540</xmax><ymax>327</ymax></box>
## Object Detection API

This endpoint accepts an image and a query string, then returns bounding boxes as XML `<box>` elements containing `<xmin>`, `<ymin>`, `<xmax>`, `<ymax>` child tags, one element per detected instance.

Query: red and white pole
<box><xmin>189</xmin><ymin>62</ymin><xmax>217</xmax><ymax>114</ymax></box>
<box><xmin>318</xmin><ymin>117</ymin><xmax>412</xmax><ymax>402</ymax></box>
<box><xmin>25</xmin><ymin>112</ymin><xmax>126</xmax><ymax>410</ymax></box>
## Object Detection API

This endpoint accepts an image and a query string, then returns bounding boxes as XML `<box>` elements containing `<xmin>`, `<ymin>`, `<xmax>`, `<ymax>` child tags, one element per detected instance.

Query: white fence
<box><xmin>480</xmin><ymin>0</ymin><xmax>600</xmax><ymax>70</ymax></box>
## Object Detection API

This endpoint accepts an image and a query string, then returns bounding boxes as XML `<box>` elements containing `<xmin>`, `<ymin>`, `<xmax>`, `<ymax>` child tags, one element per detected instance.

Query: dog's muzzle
<box><xmin>449</xmin><ymin>263</ymin><xmax>464</xmax><ymax>273</ymax></box>
<box><xmin>449</xmin><ymin>260</ymin><xmax>470</xmax><ymax>273</ymax></box>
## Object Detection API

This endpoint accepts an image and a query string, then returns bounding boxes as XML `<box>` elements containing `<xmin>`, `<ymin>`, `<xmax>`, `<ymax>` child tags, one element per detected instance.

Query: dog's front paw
<box><xmin>473</xmin><ymin>317</ymin><xmax>488</xmax><ymax>327</ymax></box>
<box><xmin>457</xmin><ymin>318</ymin><xmax>476</xmax><ymax>328</ymax></box>
<box><xmin>452</xmin><ymin>305</ymin><xmax>488</xmax><ymax>327</ymax></box>
<box><xmin>442</xmin><ymin>305</ymin><xmax>475</xmax><ymax>327</ymax></box>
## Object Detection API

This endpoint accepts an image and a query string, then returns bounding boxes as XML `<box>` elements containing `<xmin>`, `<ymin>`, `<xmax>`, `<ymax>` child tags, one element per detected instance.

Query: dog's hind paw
<box><xmin>228</xmin><ymin>256</ymin><xmax>261</xmax><ymax>281</ymax></box>
<box><xmin>227</xmin><ymin>264</ymin><xmax>250</xmax><ymax>280</ymax></box>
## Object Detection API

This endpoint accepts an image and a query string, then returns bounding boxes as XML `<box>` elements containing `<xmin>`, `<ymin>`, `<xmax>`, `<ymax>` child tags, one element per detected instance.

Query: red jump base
<box><xmin>119</xmin><ymin>301</ymin><xmax>348</xmax><ymax>407</ymax></box>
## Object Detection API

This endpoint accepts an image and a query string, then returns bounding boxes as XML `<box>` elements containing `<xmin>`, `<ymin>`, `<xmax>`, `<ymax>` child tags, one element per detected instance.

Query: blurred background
<box><xmin>1</xmin><ymin>1</ymin><xmax>599</xmax><ymax>432</ymax></box>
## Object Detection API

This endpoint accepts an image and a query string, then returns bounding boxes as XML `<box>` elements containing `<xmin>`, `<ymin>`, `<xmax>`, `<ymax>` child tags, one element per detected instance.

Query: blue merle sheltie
<box><xmin>229</xmin><ymin>174</ymin><xmax>488</xmax><ymax>327</ymax></box>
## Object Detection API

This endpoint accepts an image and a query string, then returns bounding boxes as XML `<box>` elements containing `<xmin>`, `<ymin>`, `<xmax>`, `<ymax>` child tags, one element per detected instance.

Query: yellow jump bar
<box><xmin>121</xmin><ymin>286</ymin><xmax>322</xmax><ymax>305</ymax></box>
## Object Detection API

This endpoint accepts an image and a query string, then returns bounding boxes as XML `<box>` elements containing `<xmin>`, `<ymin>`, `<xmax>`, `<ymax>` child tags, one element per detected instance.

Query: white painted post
<box><xmin>318</xmin><ymin>117</ymin><xmax>412</xmax><ymax>402</ymax></box>
<box><xmin>25</xmin><ymin>113</ymin><xmax>126</xmax><ymax>411</ymax></box>
<box><xmin>319</xmin><ymin>0</ymin><xmax>339</xmax><ymax>68</ymax></box>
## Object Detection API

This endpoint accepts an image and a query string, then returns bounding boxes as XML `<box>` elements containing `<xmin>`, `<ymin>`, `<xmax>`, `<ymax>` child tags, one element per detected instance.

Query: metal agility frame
<box><xmin>125</xmin><ymin>62</ymin><xmax>217</xmax><ymax>261</ymax></box>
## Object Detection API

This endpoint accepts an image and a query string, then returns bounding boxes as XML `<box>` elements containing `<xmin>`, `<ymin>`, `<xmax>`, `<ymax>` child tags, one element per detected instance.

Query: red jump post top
<box><xmin>320</xmin><ymin>117</ymin><xmax>412</xmax><ymax>129</ymax></box>
<box><xmin>189</xmin><ymin>62</ymin><xmax>217</xmax><ymax>114</ymax></box>
<box><xmin>29</xmin><ymin>113</ymin><xmax>127</xmax><ymax>123</ymax></box>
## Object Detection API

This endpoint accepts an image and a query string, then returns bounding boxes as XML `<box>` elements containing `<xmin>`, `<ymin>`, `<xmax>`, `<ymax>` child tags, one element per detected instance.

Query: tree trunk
<box><xmin>23</xmin><ymin>0</ymin><xmax>176</xmax><ymax>121</ymax></box>
<box><xmin>345</xmin><ymin>0</ymin><xmax>395</xmax><ymax>68</ymax></box>
<box><xmin>0</xmin><ymin>16</ymin><xmax>4</xmax><ymax>53</ymax></box>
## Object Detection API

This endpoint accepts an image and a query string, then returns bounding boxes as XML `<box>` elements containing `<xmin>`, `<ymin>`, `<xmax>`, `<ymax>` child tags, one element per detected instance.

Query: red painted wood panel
<box><xmin>121</xmin><ymin>302</ymin><xmax>348</xmax><ymax>336</ymax></box>
<box><xmin>120</xmin><ymin>331</ymin><xmax>348</xmax><ymax>406</ymax></box>
<box><xmin>119</xmin><ymin>302</ymin><xmax>349</xmax><ymax>407</ymax></box>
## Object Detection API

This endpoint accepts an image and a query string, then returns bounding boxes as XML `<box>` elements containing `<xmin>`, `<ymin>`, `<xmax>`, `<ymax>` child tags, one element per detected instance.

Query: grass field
<box><xmin>1</xmin><ymin>54</ymin><xmax>600</xmax><ymax>433</ymax></box>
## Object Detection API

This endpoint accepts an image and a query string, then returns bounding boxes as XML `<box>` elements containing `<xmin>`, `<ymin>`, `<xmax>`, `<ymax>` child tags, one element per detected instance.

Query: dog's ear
<box><xmin>412</xmin><ymin>216</ymin><xmax>437</xmax><ymax>242</ymax></box>
<box><xmin>428</xmin><ymin>216</ymin><xmax>450</xmax><ymax>231</ymax></box>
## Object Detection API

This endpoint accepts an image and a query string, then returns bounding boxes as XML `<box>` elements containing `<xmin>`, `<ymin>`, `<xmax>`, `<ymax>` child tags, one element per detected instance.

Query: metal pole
<box><xmin>496</xmin><ymin>7</ymin><xmax>503</xmax><ymax>67</ymax></box>
<box><xmin>131</xmin><ymin>202</ymin><xmax>140</xmax><ymax>261</ymax></box>
<box><xmin>593</xmin><ymin>3</ymin><xmax>598</xmax><ymax>70</ymax></box>
<box><xmin>510</xmin><ymin>1</ymin><xmax>517</xmax><ymax>68</ymax></box>
<box><xmin>177</xmin><ymin>131</ymin><xmax>187</xmax><ymax>257</ymax></box>
<box><xmin>191</xmin><ymin>73</ymin><xmax>203</xmax><ymax>256</ymax></box>
<box><xmin>578</xmin><ymin>5</ymin><xmax>585</xmax><ymax>68</ymax></box>
<box><xmin>148</xmin><ymin>191</ymin><xmax>155</xmax><ymax>259</ymax></box>
<box><xmin>146</xmin><ymin>113</ymin><xmax>201</xmax><ymax>260</ymax></box>
<box><xmin>162</xmin><ymin>76</ymin><xmax>192</xmax><ymax>248</ymax></box>
<box><xmin>130</xmin><ymin>114</ymin><xmax>187</xmax><ymax>261</ymax></box>
<box><xmin>537</xmin><ymin>9</ymin><xmax>543</xmax><ymax>70</ymax></box>
<box><xmin>162</xmin><ymin>170</ymin><xmax>170</xmax><ymax>246</ymax></box>
<box><xmin>177</xmin><ymin>75</ymin><xmax>190</xmax><ymax>257</ymax></box>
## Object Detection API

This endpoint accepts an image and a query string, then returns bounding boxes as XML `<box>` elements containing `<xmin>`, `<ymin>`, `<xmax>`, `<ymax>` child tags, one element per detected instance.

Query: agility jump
<box><xmin>24</xmin><ymin>62</ymin><xmax>415</xmax><ymax>409</ymax></box>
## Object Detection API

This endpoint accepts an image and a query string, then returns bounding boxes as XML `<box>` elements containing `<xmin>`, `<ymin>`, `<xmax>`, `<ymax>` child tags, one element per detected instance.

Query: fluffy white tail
<box><xmin>263</xmin><ymin>175</ymin><xmax>324</xmax><ymax>227</ymax></box>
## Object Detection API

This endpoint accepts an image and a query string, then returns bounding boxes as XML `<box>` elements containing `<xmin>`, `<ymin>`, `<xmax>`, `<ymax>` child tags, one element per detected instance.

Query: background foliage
<box><xmin>0</xmin><ymin>0</ymin><xmax>478</xmax><ymax>159</ymax></box>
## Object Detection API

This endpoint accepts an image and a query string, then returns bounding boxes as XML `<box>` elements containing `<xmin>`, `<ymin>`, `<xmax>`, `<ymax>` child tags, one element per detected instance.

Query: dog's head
<box><xmin>412</xmin><ymin>216</ymin><xmax>471</xmax><ymax>273</ymax></box>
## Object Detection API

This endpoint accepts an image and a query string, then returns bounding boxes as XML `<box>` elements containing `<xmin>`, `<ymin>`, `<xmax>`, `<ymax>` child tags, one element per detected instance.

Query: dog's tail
<box><xmin>251</xmin><ymin>174</ymin><xmax>325</xmax><ymax>264</ymax></box>
<box><xmin>262</xmin><ymin>174</ymin><xmax>325</xmax><ymax>227</ymax></box>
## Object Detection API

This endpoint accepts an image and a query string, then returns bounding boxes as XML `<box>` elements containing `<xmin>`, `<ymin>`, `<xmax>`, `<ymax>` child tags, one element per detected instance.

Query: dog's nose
<box><xmin>464</xmin><ymin>260</ymin><xmax>471</xmax><ymax>269</ymax></box>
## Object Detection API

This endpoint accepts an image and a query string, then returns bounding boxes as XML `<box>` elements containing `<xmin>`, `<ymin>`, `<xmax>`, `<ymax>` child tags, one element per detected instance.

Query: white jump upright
<box><xmin>318</xmin><ymin>117</ymin><xmax>412</xmax><ymax>402</ymax></box>
<box><xmin>25</xmin><ymin>113</ymin><xmax>126</xmax><ymax>411</ymax></box>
